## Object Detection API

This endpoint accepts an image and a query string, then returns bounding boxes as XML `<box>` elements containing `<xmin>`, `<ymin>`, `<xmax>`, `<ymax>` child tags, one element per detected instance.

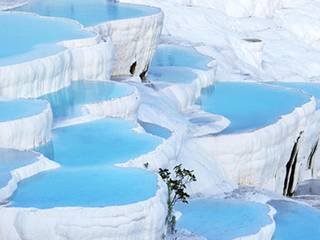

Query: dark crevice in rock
<box><xmin>130</xmin><ymin>61</ymin><xmax>137</xmax><ymax>75</ymax></box>
<box><xmin>139</xmin><ymin>64</ymin><xmax>149</xmax><ymax>82</ymax></box>
<box><xmin>283</xmin><ymin>132</ymin><xmax>303</xmax><ymax>197</ymax></box>
<box><xmin>307</xmin><ymin>140</ymin><xmax>319</xmax><ymax>170</ymax></box>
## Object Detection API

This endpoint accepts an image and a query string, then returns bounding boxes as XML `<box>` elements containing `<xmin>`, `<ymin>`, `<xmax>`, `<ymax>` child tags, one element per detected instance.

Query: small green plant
<box><xmin>159</xmin><ymin>164</ymin><xmax>196</xmax><ymax>235</ymax></box>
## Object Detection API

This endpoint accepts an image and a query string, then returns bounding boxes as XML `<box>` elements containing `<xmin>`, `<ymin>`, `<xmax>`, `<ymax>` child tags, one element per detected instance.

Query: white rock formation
<box><xmin>88</xmin><ymin>9</ymin><xmax>164</xmax><ymax>77</ymax></box>
<box><xmin>298</xmin><ymin>110</ymin><xmax>320</xmax><ymax>181</ymax></box>
<box><xmin>229</xmin><ymin>38</ymin><xmax>264</xmax><ymax>71</ymax></box>
<box><xmin>0</xmin><ymin>0</ymin><xmax>27</xmax><ymax>10</ymax></box>
<box><xmin>166</xmin><ymin>0</ymin><xmax>284</xmax><ymax>18</ymax></box>
<box><xmin>84</xmin><ymin>84</ymin><xmax>140</xmax><ymax>119</ymax></box>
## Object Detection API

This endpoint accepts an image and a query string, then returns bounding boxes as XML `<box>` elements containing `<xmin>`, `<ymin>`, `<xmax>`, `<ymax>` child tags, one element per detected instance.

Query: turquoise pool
<box><xmin>10</xmin><ymin>118</ymin><xmax>162</xmax><ymax>208</ymax></box>
<box><xmin>148</xmin><ymin>67</ymin><xmax>198</xmax><ymax>84</ymax></box>
<box><xmin>138</xmin><ymin>120</ymin><xmax>172</xmax><ymax>139</ymax></box>
<box><xmin>40</xmin><ymin>80</ymin><xmax>133</xmax><ymax>121</ymax></box>
<box><xmin>269</xmin><ymin>200</ymin><xmax>320</xmax><ymax>240</ymax></box>
<box><xmin>271</xmin><ymin>82</ymin><xmax>320</xmax><ymax>108</ymax></box>
<box><xmin>0</xmin><ymin>99</ymin><xmax>48</xmax><ymax>122</ymax></box>
<box><xmin>15</xmin><ymin>0</ymin><xmax>160</xmax><ymax>27</ymax></box>
<box><xmin>199</xmin><ymin>82</ymin><xmax>310</xmax><ymax>134</ymax></box>
<box><xmin>176</xmin><ymin>199</ymin><xmax>272</xmax><ymax>240</ymax></box>
<box><xmin>151</xmin><ymin>44</ymin><xmax>212</xmax><ymax>70</ymax></box>
<box><xmin>0</xmin><ymin>12</ymin><xmax>94</xmax><ymax>66</ymax></box>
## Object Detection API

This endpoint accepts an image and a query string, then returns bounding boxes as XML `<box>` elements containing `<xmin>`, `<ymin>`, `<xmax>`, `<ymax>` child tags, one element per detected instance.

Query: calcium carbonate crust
<box><xmin>87</xmin><ymin>9</ymin><xmax>164</xmax><ymax>77</ymax></box>
<box><xmin>0</xmin><ymin>101</ymin><xmax>52</xmax><ymax>150</ymax></box>
<box><xmin>165</xmin><ymin>0</ymin><xmax>286</xmax><ymax>18</ymax></box>
<box><xmin>84</xmin><ymin>83</ymin><xmax>140</xmax><ymax>119</ymax></box>
<box><xmin>0</xmin><ymin>0</ymin><xmax>27</xmax><ymax>10</ymax></box>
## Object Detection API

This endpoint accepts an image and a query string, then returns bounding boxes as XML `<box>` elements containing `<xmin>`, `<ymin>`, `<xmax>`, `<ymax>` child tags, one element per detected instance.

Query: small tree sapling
<box><xmin>159</xmin><ymin>164</ymin><xmax>196</xmax><ymax>235</ymax></box>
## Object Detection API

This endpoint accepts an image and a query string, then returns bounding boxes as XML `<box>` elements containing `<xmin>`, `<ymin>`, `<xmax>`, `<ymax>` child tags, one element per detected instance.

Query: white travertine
<box><xmin>88</xmin><ymin>10</ymin><xmax>164</xmax><ymax>77</ymax></box>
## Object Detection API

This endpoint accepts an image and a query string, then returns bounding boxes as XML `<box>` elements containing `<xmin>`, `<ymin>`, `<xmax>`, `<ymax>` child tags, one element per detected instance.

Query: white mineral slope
<box><xmin>0</xmin><ymin>179</ymin><xmax>167</xmax><ymax>240</ymax></box>
<box><xmin>0</xmin><ymin>153</ymin><xmax>59</xmax><ymax>204</ymax></box>
<box><xmin>0</xmin><ymin>101</ymin><xmax>52</xmax><ymax>150</ymax></box>
<box><xmin>120</xmin><ymin>0</ymin><xmax>320</xmax><ymax>83</ymax></box>
<box><xmin>0</xmin><ymin>0</ymin><xmax>27</xmax><ymax>10</ymax></box>
<box><xmin>88</xmin><ymin>9</ymin><xmax>163</xmax><ymax>77</ymax></box>
<box><xmin>84</xmin><ymin>84</ymin><xmax>140</xmax><ymax>120</ymax></box>
<box><xmin>196</xmin><ymin>98</ymin><xmax>317</xmax><ymax>194</ymax></box>
<box><xmin>177</xmin><ymin>138</ymin><xmax>236</xmax><ymax>197</ymax></box>
<box><xmin>168</xmin><ymin>0</ymin><xmax>284</xmax><ymax>18</ymax></box>
<box><xmin>298</xmin><ymin>109</ymin><xmax>320</xmax><ymax>181</ymax></box>
<box><xmin>0</xmin><ymin>15</ymin><xmax>113</xmax><ymax>98</ymax></box>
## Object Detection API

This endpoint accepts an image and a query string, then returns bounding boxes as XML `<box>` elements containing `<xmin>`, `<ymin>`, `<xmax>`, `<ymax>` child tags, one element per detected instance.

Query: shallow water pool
<box><xmin>15</xmin><ymin>0</ymin><xmax>160</xmax><ymax>27</ymax></box>
<box><xmin>176</xmin><ymin>199</ymin><xmax>272</xmax><ymax>240</ymax></box>
<box><xmin>0</xmin><ymin>12</ymin><xmax>94</xmax><ymax>66</ymax></box>
<box><xmin>148</xmin><ymin>67</ymin><xmax>198</xmax><ymax>84</ymax></box>
<box><xmin>40</xmin><ymin>80</ymin><xmax>133</xmax><ymax>121</ymax></box>
<box><xmin>138</xmin><ymin>120</ymin><xmax>172</xmax><ymax>139</ymax></box>
<box><xmin>10</xmin><ymin>118</ymin><xmax>161</xmax><ymax>208</ymax></box>
<box><xmin>199</xmin><ymin>82</ymin><xmax>309</xmax><ymax>134</ymax></box>
<box><xmin>151</xmin><ymin>44</ymin><xmax>212</xmax><ymax>70</ymax></box>
<box><xmin>0</xmin><ymin>99</ymin><xmax>48</xmax><ymax>122</ymax></box>
<box><xmin>0</xmin><ymin>149</ymin><xmax>38</xmax><ymax>189</ymax></box>
<box><xmin>271</xmin><ymin>82</ymin><xmax>320</xmax><ymax>108</ymax></box>
<box><xmin>269</xmin><ymin>200</ymin><xmax>320</xmax><ymax>240</ymax></box>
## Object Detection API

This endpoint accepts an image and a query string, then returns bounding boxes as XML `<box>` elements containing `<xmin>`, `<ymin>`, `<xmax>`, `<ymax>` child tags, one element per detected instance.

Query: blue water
<box><xmin>10</xmin><ymin>118</ymin><xmax>161</xmax><ymax>208</ymax></box>
<box><xmin>138</xmin><ymin>120</ymin><xmax>172</xmax><ymax>139</ymax></box>
<box><xmin>269</xmin><ymin>200</ymin><xmax>320</xmax><ymax>240</ymax></box>
<box><xmin>199</xmin><ymin>82</ymin><xmax>309</xmax><ymax>134</ymax></box>
<box><xmin>0</xmin><ymin>12</ymin><xmax>94</xmax><ymax>66</ymax></box>
<box><xmin>148</xmin><ymin>67</ymin><xmax>198</xmax><ymax>84</ymax></box>
<box><xmin>176</xmin><ymin>199</ymin><xmax>272</xmax><ymax>240</ymax></box>
<box><xmin>0</xmin><ymin>149</ymin><xmax>38</xmax><ymax>189</ymax></box>
<box><xmin>40</xmin><ymin>80</ymin><xmax>133</xmax><ymax>121</ymax></box>
<box><xmin>16</xmin><ymin>0</ymin><xmax>160</xmax><ymax>27</ymax></box>
<box><xmin>0</xmin><ymin>99</ymin><xmax>47</xmax><ymax>122</ymax></box>
<box><xmin>151</xmin><ymin>44</ymin><xmax>212</xmax><ymax>70</ymax></box>
<box><xmin>271</xmin><ymin>82</ymin><xmax>320</xmax><ymax>108</ymax></box>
